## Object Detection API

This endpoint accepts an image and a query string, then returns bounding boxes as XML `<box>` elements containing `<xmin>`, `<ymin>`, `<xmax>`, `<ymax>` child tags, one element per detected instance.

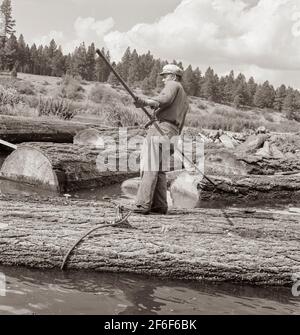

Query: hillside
<box><xmin>0</xmin><ymin>72</ymin><xmax>299</xmax><ymax>134</ymax></box>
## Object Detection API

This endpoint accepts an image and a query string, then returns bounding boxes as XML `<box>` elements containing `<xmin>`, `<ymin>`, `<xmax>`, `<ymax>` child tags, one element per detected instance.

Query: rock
<box><xmin>219</xmin><ymin>134</ymin><xmax>237</xmax><ymax>149</ymax></box>
<box><xmin>256</xmin><ymin>141</ymin><xmax>271</xmax><ymax>157</ymax></box>
<box><xmin>236</xmin><ymin>134</ymin><xmax>269</xmax><ymax>154</ymax></box>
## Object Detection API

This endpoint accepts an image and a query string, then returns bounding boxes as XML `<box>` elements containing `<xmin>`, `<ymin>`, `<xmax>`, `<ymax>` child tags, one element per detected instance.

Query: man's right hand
<box><xmin>134</xmin><ymin>96</ymin><xmax>159</xmax><ymax>109</ymax></box>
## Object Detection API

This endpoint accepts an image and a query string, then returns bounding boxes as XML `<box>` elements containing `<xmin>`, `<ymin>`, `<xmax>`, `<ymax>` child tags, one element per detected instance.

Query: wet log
<box><xmin>0</xmin><ymin>194</ymin><xmax>299</xmax><ymax>286</ymax></box>
<box><xmin>0</xmin><ymin>142</ymin><xmax>140</xmax><ymax>192</ymax></box>
<box><xmin>122</xmin><ymin>171</ymin><xmax>300</xmax><ymax>208</ymax></box>
<box><xmin>170</xmin><ymin>172</ymin><xmax>300</xmax><ymax>206</ymax></box>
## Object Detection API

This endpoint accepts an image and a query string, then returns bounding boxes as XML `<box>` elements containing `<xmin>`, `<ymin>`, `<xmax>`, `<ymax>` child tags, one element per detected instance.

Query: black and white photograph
<box><xmin>0</xmin><ymin>0</ymin><xmax>300</xmax><ymax>320</ymax></box>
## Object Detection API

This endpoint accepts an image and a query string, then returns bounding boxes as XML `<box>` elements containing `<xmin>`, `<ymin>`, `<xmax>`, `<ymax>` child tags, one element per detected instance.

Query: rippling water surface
<box><xmin>0</xmin><ymin>266</ymin><xmax>299</xmax><ymax>315</ymax></box>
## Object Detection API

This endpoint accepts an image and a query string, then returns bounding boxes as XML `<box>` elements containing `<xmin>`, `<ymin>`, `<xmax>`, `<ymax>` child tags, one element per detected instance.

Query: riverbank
<box><xmin>0</xmin><ymin>194</ymin><xmax>299</xmax><ymax>286</ymax></box>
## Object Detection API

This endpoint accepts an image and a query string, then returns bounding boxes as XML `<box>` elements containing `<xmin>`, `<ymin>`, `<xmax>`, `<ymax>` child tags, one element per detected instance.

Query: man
<box><xmin>131</xmin><ymin>64</ymin><xmax>190</xmax><ymax>215</ymax></box>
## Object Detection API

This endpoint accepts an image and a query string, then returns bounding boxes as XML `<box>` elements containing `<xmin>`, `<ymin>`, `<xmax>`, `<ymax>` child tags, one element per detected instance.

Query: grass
<box><xmin>0</xmin><ymin>72</ymin><xmax>299</xmax><ymax>133</ymax></box>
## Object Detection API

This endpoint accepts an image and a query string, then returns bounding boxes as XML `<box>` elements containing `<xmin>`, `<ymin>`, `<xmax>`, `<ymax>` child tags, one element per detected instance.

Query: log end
<box><xmin>74</xmin><ymin>128</ymin><xmax>105</xmax><ymax>147</ymax></box>
<box><xmin>0</xmin><ymin>146</ymin><xmax>60</xmax><ymax>191</ymax></box>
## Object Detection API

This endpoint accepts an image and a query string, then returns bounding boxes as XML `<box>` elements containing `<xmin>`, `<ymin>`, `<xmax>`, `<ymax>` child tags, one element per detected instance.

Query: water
<box><xmin>0</xmin><ymin>266</ymin><xmax>299</xmax><ymax>315</ymax></box>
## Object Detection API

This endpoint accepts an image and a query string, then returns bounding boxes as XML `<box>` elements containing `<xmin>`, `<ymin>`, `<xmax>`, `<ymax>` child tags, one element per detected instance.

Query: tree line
<box><xmin>0</xmin><ymin>0</ymin><xmax>299</xmax><ymax>121</ymax></box>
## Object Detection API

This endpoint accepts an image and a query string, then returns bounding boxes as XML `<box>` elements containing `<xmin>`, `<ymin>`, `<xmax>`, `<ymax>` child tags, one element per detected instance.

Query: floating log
<box><xmin>122</xmin><ymin>171</ymin><xmax>300</xmax><ymax>207</ymax></box>
<box><xmin>0</xmin><ymin>142</ymin><xmax>140</xmax><ymax>192</ymax></box>
<box><xmin>0</xmin><ymin>194</ymin><xmax>299</xmax><ymax>286</ymax></box>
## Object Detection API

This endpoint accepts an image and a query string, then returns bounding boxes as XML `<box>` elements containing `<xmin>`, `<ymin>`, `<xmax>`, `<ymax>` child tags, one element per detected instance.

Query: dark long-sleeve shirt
<box><xmin>152</xmin><ymin>80</ymin><xmax>190</xmax><ymax>133</ymax></box>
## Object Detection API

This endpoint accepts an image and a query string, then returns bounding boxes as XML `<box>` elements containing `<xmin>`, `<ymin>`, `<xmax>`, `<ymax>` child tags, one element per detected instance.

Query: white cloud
<box><xmin>32</xmin><ymin>30</ymin><xmax>64</xmax><ymax>47</ymax></box>
<box><xmin>31</xmin><ymin>16</ymin><xmax>115</xmax><ymax>54</ymax></box>
<box><xmin>104</xmin><ymin>0</ymin><xmax>300</xmax><ymax>88</ymax></box>
<box><xmin>74</xmin><ymin>17</ymin><xmax>114</xmax><ymax>39</ymax></box>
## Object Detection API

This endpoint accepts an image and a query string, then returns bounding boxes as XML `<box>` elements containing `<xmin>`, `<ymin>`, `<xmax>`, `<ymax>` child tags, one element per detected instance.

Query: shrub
<box><xmin>16</xmin><ymin>81</ymin><xmax>35</xmax><ymax>95</ymax></box>
<box><xmin>0</xmin><ymin>103</ymin><xmax>38</xmax><ymax>117</ymax></box>
<box><xmin>89</xmin><ymin>84</ymin><xmax>121</xmax><ymax>104</ymax></box>
<box><xmin>37</xmin><ymin>96</ymin><xmax>76</xmax><ymax>120</ymax></box>
<box><xmin>58</xmin><ymin>75</ymin><xmax>85</xmax><ymax>100</ymax></box>
<box><xmin>0</xmin><ymin>85</ymin><xmax>22</xmax><ymax>106</ymax></box>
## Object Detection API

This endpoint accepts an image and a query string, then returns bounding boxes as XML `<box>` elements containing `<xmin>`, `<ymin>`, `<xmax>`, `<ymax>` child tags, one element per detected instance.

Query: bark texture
<box><xmin>0</xmin><ymin>143</ymin><xmax>140</xmax><ymax>192</ymax></box>
<box><xmin>0</xmin><ymin>115</ymin><xmax>144</xmax><ymax>144</ymax></box>
<box><xmin>0</xmin><ymin>194</ymin><xmax>299</xmax><ymax>286</ymax></box>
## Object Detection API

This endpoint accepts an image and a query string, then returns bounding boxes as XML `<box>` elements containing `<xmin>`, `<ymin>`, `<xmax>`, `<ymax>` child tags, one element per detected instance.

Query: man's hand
<box><xmin>134</xmin><ymin>96</ymin><xmax>159</xmax><ymax>109</ymax></box>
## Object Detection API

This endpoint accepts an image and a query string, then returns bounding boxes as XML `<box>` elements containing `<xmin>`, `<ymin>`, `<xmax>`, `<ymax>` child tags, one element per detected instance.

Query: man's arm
<box><xmin>152</xmin><ymin>81</ymin><xmax>179</xmax><ymax>108</ymax></box>
<box><xmin>134</xmin><ymin>81</ymin><xmax>179</xmax><ymax>109</ymax></box>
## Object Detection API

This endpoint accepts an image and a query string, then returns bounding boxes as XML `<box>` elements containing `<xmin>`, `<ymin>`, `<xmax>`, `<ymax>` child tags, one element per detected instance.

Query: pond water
<box><xmin>0</xmin><ymin>266</ymin><xmax>299</xmax><ymax>315</ymax></box>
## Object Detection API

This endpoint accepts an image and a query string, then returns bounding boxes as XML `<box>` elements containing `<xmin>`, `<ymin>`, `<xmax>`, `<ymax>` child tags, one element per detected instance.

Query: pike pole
<box><xmin>95</xmin><ymin>48</ymin><xmax>218</xmax><ymax>188</ymax></box>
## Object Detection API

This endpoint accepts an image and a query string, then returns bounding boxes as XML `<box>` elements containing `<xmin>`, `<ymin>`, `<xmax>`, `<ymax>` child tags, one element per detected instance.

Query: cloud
<box><xmin>104</xmin><ymin>0</ymin><xmax>300</xmax><ymax>88</ymax></box>
<box><xmin>32</xmin><ymin>16</ymin><xmax>115</xmax><ymax>54</ymax></box>
<box><xmin>74</xmin><ymin>17</ymin><xmax>114</xmax><ymax>39</ymax></box>
<box><xmin>32</xmin><ymin>30</ymin><xmax>64</xmax><ymax>47</ymax></box>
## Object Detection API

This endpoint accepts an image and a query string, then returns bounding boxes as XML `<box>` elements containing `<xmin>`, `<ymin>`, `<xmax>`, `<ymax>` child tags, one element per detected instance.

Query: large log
<box><xmin>0</xmin><ymin>115</ymin><xmax>143</xmax><ymax>144</ymax></box>
<box><xmin>0</xmin><ymin>142</ymin><xmax>140</xmax><ymax>192</ymax></box>
<box><xmin>122</xmin><ymin>172</ymin><xmax>300</xmax><ymax>208</ymax></box>
<box><xmin>205</xmin><ymin>148</ymin><xmax>300</xmax><ymax>175</ymax></box>
<box><xmin>0</xmin><ymin>194</ymin><xmax>299</xmax><ymax>286</ymax></box>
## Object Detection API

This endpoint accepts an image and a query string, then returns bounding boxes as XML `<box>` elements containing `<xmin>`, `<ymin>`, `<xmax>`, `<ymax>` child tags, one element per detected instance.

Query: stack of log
<box><xmin>0</xmin><ymin>115</ymin><xmax>300</xmax><ymax>204</ymax></box>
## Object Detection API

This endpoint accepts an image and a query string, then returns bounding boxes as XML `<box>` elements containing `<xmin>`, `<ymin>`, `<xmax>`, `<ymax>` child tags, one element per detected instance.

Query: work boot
<box><xmin>125</xmin><ymin>204</ymin><xmax>150</xmax><ymax>215</ymax></box>
<box><xmin>150</xmin><ymin>207</ymin><xmax>168</xmax><ymax>215</ymax></box>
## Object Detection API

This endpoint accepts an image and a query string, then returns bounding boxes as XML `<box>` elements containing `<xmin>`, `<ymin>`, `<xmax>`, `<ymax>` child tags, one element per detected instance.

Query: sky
<box><xmin>12</xmin><ymin>0</ymin><xmax>300</xmax><ymax>89</ymax></box>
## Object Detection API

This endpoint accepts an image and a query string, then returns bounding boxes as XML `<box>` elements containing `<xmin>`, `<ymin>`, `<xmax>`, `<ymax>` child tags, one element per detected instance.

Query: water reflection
<box><xmin>0</xmin><ymin>266</ymin><xmax>299</xmax><ymax>315</ymax></box>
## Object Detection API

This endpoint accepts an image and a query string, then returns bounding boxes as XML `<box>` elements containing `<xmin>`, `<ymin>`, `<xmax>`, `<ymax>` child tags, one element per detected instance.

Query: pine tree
<box><xmin>119</xmin><ymin>47</ymin><xmax>131</xmax><ymax>81</ymax></box>
<box><xmin>282</xmin><ymin>88</ymin><xmax>300</xmax><ymax>121</ymax></box>
<box><xmin>233</xmin><ymin>82</ymin><xmax>249</xmax><ymax>108</ymax></box>
<box><xmin>182</xmin><ymin>65</ymin><xmax>195</xmax><ymax>96</ymax></box>
<box><xmin>201</xmin><ymin>67</ymin><xmax>219</xmax><ymax>102</ymax></box>
<box><xmin>273</xmin><ymin>84</ymin><xmax>287</xmax><ymax>112</ymax></box>
<box><xmin>247</xmin><ymin>77</ymin><xmax>257</xmax><ymax>106</ymax></box>
<box><xmin>148</xmin><ymin>60</ymin><xmax>162</xmax><ymax>89</ymax></box>
<box><xmin>139</xmin><ymin>51</ymin><xmax>154</xmax><ymax>81</ymax></box>
<box><xmin>51</xmin><ymin>46</ymin><xmax>65</xmax><ymax>77</ymax></box>
<box><xmin>17</xmin><ymin>34</ymin><xmax>27</xmax><ymax>72</ymax></box>
<box><xmin>254</xmin><ymin>81</ymin><xmax>275</xmax><ymax>109</ymax></box>
<box><xmin>72</xmin><ymin>42</ymin><xmax>87</xmax><ymax>79</ymax></box>
<box><xmin>224</xmin><ymin>70</ymin><xmax>235</xmax><ymax>103</ymax></box>
<box><xmin>127</xmin><ymin>49</ymin><xmax>140</xmax><ymax>85</ymax></box>
<box><xmin>218</xmin><ymin>76</ymin><xmax>227</xmax><ymax>103</ymax></box>
<box><xmin>3</xmin><ymin>32</ymin><xmax>17</xmax><ymax>70</ymax></box>
<box><xmin>86</xmin><ymin>43</ymin><xmax>96</xmax><ymax>81</ymax></box>
<box><xmin>193</xmin><ymin>67</ymin><xmax>203</xmax><ymax>97</ymax></box>
<box><xmin>0</xmin><ymin>0</ymin><xmax>15</xmax><ymax>37</ymax></box>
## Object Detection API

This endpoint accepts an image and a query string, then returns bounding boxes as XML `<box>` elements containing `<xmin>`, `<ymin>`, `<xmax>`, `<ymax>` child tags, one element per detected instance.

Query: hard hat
<box><xmin>160</xmin><ymin>64</ymin><xmax>183</xmax><ymax>77</ymax></box>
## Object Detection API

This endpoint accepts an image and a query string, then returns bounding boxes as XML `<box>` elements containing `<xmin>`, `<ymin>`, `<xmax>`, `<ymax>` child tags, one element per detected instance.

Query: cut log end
<box><xmin>73</xmin><ymin>129</ymin><xmax>105</xmax><ymax>147</ymax></box>
<box><xmin>0</xmin><ymin>146</ymin><xmax>59</xmax><ymax>192</ymax></box>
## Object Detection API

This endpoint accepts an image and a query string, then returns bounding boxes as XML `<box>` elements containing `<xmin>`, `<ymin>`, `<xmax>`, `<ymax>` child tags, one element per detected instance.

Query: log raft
<box><xmin>0</xmin><ymin>194</ymin><xmax>299</xmax><ymax>286</ymax></box>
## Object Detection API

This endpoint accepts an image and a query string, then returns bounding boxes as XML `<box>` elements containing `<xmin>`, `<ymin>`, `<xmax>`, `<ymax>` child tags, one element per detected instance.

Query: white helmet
<box><xmin>160</xmin><ymin>64</ymin><xmax>183</xmax><ymax>78</ymax></box>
